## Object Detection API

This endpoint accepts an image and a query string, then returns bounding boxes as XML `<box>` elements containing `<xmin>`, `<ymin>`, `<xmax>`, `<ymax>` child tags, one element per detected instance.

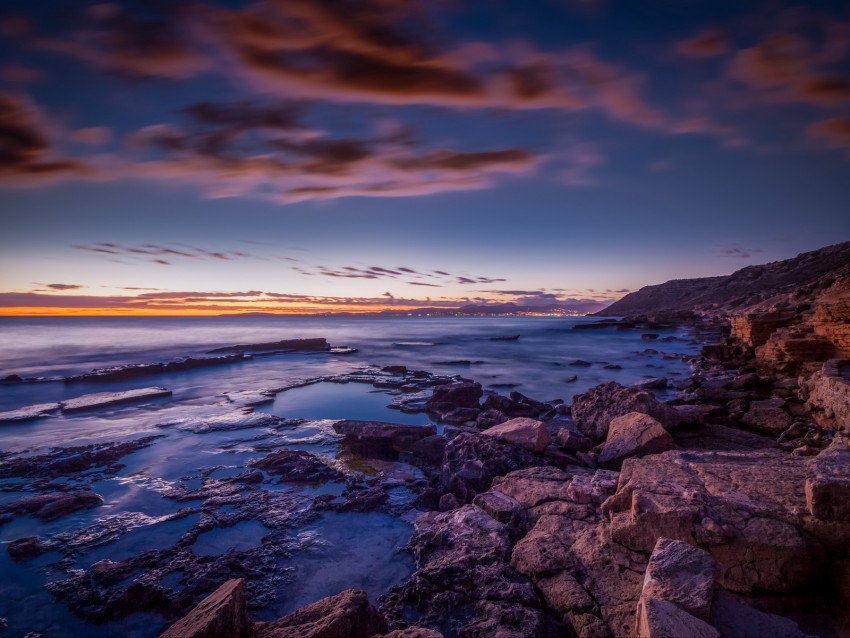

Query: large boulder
<box><xmin>597</xmin><ymin>412</ymin><xmax>676</xmax><ymax>466</ymax></box>
<box><xmin>159</xmin><ymin>578</ymin><xmax>252</xmax><ymax>638</ymax></box>
<box><xmin>481</xmin><ymin>417</ymin><xmax>551</xmax><ymax>452</ymax></box>
<box><xmin>571</xmin><ymin>382</ymin><xmax>680</xmax><ymax>440</ymax></box>
<box><xmin>805</xmin><ymin>437</ymin><xmax>850</xmax><ymax>521</ymax></box>
<box><xmin>254</xmin><ymin>589</ymin><xmax>386</xmax><ymax>638</ymax></box>
<box><xmin>637</xmin><ymin>598</ymin><xmax>719</xmax><ymax>638</ymax></box>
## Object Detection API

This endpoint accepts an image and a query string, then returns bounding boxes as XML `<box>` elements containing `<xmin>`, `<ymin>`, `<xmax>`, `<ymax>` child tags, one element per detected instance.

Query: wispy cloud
<box><xmin>73</xmin><ymin>242</ymin><xmax>261</xmax><ymax>265</ymax></box>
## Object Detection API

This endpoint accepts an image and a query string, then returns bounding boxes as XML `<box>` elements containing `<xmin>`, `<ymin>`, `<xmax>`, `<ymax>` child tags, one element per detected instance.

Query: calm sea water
<box><xmin>0</xmin><ymin>316</ymin><xmax>701</xmax><ymax>637</ymax></box>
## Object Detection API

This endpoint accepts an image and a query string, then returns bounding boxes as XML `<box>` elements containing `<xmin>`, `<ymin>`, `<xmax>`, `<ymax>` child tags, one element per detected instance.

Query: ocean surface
<box><xmin>0</xmin><ymin>316</ymin><xmax>702</xmax><ymax>637</ymax></box>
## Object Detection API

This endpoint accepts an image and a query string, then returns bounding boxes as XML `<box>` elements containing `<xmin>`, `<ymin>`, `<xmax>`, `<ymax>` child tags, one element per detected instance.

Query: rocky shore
<box><xmin>144</xmin><ymin>299</ymin><xmax>849</xmax><ymax>637</ymax></box>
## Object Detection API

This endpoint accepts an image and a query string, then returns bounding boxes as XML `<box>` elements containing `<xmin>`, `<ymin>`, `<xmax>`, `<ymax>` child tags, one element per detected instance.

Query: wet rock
<box><xmin>730</xmin><ymin>372</ymin><xmax>761</xmax><ymax>390</ymax></box>
<box><xmin>604</xmin><ymin>364</ymin><xmax>622</xmax><ymax>370</ymax></box>
<box><xmin>0</xmin><ymin>402</ymin><xmax>60</xmax><ymax>423</ymax></box>
<box><xmin>742</xmin><ymin>398</ymin><xmax>793</xmax><ymax>434</ymax></box>
<box><xmin>381</xmin><ymin>505</ymin><xmax>545</xmax><ymax>635</ymax></box>
<box><xmin>481</xmin><ymin>417</ymin><xmax>551</xmax><ymax>452</ymax></box>
<box><xmin>438</xmin><ymin>407</ymin><xmax>480</xmax><ymax>424</ymax></box>
<box><xmin>554</xmin><ymin>427</ymin><xmax>594</xmax><ymax>452</ymax></box>
<box><xmin>64</xmin><ymin>355</ymin><xmax>247</xmax><ymax>384</ymax></box>
<box><xmin>208</xmin><ymin>338</ymin><xmax>330</xmax><ymax>354</ymax></box>
<box><xmin>399</xmin><ymin>435</ymin><xmax>447</xmax><ymax>474</ymax></box>
<box><xmin>160</xmin><ymin>578</ymin><xmax>251</xmax><ymax>638</ymax></box>
<box><xmin>475</xmin><ymin>408</ymin><xmax>509</xmax><ymax>429</ymax></box>
<box><xmin>571</xmin><ymin>382</ymin><xmax>680</xmax><ymax>440</ymax></box>
<box><xmin>637</xmin><ymin>598</ymin><xmax>719</xmax><ymax>638</ymax></box>
<box><xmin>425</xmin><ymin>381</ymin><xmax>482</xmax><ymax>414</ymax></box>
<box><xmin>333</xmin><ymin>420</ymin><xmax>437</xmax><ymax>456</ymax></box>
<box><xmin>440</xmin><ymin>432</ymin><xmax>558</xmax><ymax>503</ymax></box>
<box><xmin>8</xmin><ymin>491</ymin><xmax>103</xmax><ymax>521</ymax></box>
<box><xmin>565</xmin><ymin>375</ymin><xmax>578</xmax><ymax>383</ymax></box>
<box><xmin>481</xmin><ymin>394</ymin><xmax>539</xmax><ymax>419</ymax></box>
<box><xmin>61</xmin><ymin>387</ymin><xmax>172</xmax><ymax>412</ymax></box>
<box><xmin>569</xmin><ymin>360</ymin><xmax>593</xmax><ymax>367</ymax></box>
<box><xmin>255</xmin><ymin>589</ymin><xmax>387</xmax><ymax>638</ymax></box>
<box><xmin>251</xmin><ymin>449</ymin><xmax>344</xmax><ymax>483</ymax></box>
<box><xmin>162</xmin><ymin>410</ymin><xmax>281</xmax><ymax>433</ymax></box>
<box><xmin>642</xmin><ymin>334</ymin><xmax>660</xmax><ymax>341</ymax></box>
<box><xmin>597</xmin><ymin>412</ymin><xmax>676</xmax><ymax>466</ymax></box>
<box><xmin>8</xmin><ymin>536</ymin><xmax>51</xmax><ymax>561</ymax></box>
<box><xmin>438</xmin><ymin>492</ymin><xmax>460</xmax><ymax>511</ymax></box>
<box><xmin>637</xmin><ymin>538</ymin><xmax>715</xmax><ymax>622</ymax></box>
<box><xmin>633</xmin><ymin>377</ymin><xmax>668</xmax><ymax>391</ymax></box>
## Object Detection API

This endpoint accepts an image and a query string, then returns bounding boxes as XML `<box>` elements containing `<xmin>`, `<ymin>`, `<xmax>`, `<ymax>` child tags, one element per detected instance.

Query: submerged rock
<box><xmin>208</xmin><ymin>338</ymin><xmax>330</xmax><ymax>354</ymax></box>
<box><xmin>0</xmin><ymin>402</ymin><xmax>60</xmax><ymax>423</ymax></box>
<box><xmin>333</xmin><ymin>420</ymin><xmax>436</xmax><ymax>456</ymax></box>
<box><xmin>61</xmin><ymin>387</ymin><xmax>172</xmax><ymax>412</ymax></box>
<box><xmin>250</xmin><ymin>449</ymin><xmax>344</xmax><ymax>483</ymax></box>
<box><xmin>6</xmin><ymin>491</ymin><xmax>103</xmax><ymax>521</ymax></box>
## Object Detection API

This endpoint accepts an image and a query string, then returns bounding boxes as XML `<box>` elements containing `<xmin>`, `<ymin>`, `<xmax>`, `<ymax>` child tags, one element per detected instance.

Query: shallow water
<box><xmin>0</xmin><ymin>316</ymin><xmax>702</xmax><ymax>637</ymax></box>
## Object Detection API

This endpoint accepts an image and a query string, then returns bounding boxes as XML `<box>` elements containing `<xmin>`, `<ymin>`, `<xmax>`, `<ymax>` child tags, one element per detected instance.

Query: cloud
<box><xmin>807</xmin><ymin>117</ymin><xmax>850</xmax><ymax>152</ymax></box>
<box><xmin>43</xmin><ymin>283</ymin><xmax>82</xmax><ymax>291</ymax></box>
<box><xmin>729</xmin><ymin>32</ymin><xmax>850</xmax><ymax>106</ymax></box>
<box><xmin>70</xmin><ymin>127</ymin><xmax>111</xmax><ymax>145</ymax></box>
<box><xmin>36</xmin><ymin>6</ymin><xmax>210</xmax><ymax>79</ymax></box>
<box><xmin>560</xmin><ymin>142</ymin><xmax>604</xmax><ymax>186</ymax></box>
<box><xmin>0</xmin><ymin>63</ymin><xmax>42</xmax><ymax>84</ymax></box>
<box><xmin>73</xmin><ymin>242</ymin><xmax>258</xmax><ymax>264</ymax></box>
<box><xmin>717</xmin><ymin>245</ymin><xmax>764</xmax><ymax>258</ymax></box>
<box><xmin>0</xmin><ymin>92</ymin><xmax>91</xmax><ymax>184</ymax></box>
<box><xmin>295</xmin><ymin>262</ymin><xmax>505</xmax><ymax>286</ymax></box>
<box><xmin>676</xmin><ymin>29</ymin><xmax>730</xmax><ymax>58</ymax></box>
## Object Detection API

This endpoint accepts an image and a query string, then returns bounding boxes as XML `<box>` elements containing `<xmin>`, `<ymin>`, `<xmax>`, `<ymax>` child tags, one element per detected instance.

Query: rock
<box><xmin>805</xmin><ymin>359</ymin><xmax>850</xmax><ymax>429</ymax></box>
<box><xmin>642</xmin><ymin>334</ymin><xmax>660</xmax><ymax>341</ymax></box>
<box><xmin>565</xmin><ymin>375</ymin><xmax>578</xmax><ymax>383</ymax></box>
<box><xmin>481</xmin><ymin>417</ymin><xmax>551</xmax><ymax>452</ymax></box>
<box><xmin>670</xmin><ymin>404</ymin><xmax>720</xmax><ymax>426</ymax></box>
<box><xmin>381</xmin><ymin>505</ymin><xmax>545</xmax><ymax>635</ymax></box>
<box><xmin>439</xmin><ymin>492</ymin><xmax>460</xmax><ymax>511</ymax></box>
<box><xmin>472</xmin><ymin>490</ymin><xmax>527</xmax><ymax>532</ymax></box>
<box><xmin>805</xmin><ymin>438</ymin><xmax>850</xmax><ymax>521</ymax></box>
<box><xmin>440</xmin><ymin>432</ymin><xmax>557</xmax><ymax>503</ymax></box>
<box><xmin>8</xmin><ymin>536</ymin><xmax>50</xmax><ymax>561</ymax></box>
<box><xmin>633</xmin><ymin>377</ymin><xmax>668</xmax><ymax>391</ymax></box>
<box><xmin>399</xmin><ymin>435</ymin><xmax>447</xmax><ymax>473</ymax></box>
<box><xmin>481</xmin><ymin>395</ymin><xmax>539</xmax><ymax>418</ymax></box>
<box><xmin>254</xmin><ymin>589</ymin><xmax>387</xmax><ymax>638</ymax></box>
<box><xmin>554</xmin><ymin>427</ymin><xmax>594</xmax><ymax>452</ymax></box>
<box><xmin>0</xmin><ymin>402</ymin><xmax>61</xmax><ymax>423</ymax></box>
<box><xmin>638</xmin><ymin>538</ymin><xmax>715</xmax><ymax>621</ymax></box>
<box><xmin>333</xmin><ymin>420</ymin><xmax>436</xmax><ymax>455</ymax></box>
<box><xmin>742</xmin><ymin>398</ymin><xmax>793</xmax><ymax>434</ymax></box>
<box><xmin>208</xmin><ymin>338</ymin><xmax>330</xmax><ymax>354</ymax></box>
<box><xmin>159</xmin><ymin>578</ymin><xmax>251</xmax><ymax>638</ymax></box>
<box><xmin>382</xmin><ymin>629</ymin><xmax>444</xmax><ymax>638</ymax></box>
<box><xmin>637</xmin><ymin>598</ymin><xmax>719</xmax><ymax>638</ymax></box>
<box><xmin>597</xmin><ymin>412</ymin><xmax>676</xmax><ymax>466</ymax></box>
<box><xmin>475</xmin><ymin>408</ymin><xmax>508</xmax><ymax>429</ymax></box>
<box><xmin>604</xmin><ymin>450</ymin><xmax>829</xmax><ymax>594</ymax></box>
<box><xmin>731</xmin><ymin>373</ymin><xmax>761</xmax><ymax>390</ymax></box>
<box><xmin>571</xmin><ymin>382</ymin><xmax>680</xmax><ymax>440</ymax></box>
<box><xmin>250</xmin><ymin>449</ymin><xmax>344</xmax><ymax>482</ymax></box>
<box><xmin>604</xmin><ymin>364</ymin><xmax>623</xmax><ymax>370</ymax></box>
<box><xmin>569</xmin><ymin>360</ymin><xmax>593</xmax><ymax>367</ymax></box>
<box><xmin>439</xmin><ymin>407</ymin><xmax>480</xmax><ymax>424</ymax></box>
<box><xmin>425</xmin><ymin>381</ymin><xmax>483</xmax><ymax>414</ymax></box>
<box><xmin>9</xmin><ymin>491</ymin><xmax>103</xmax><ymax>521</ymax></box>
<box><xmin>61</xmin><ymin>387</ymin><xmax>172</xmax><ymax>412</ymax></box>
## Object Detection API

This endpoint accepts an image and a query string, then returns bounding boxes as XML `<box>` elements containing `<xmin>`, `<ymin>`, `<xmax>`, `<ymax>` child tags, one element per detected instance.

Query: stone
<box><xmin>597</xmin><ymin>412</ymin><xmax>676</xmax><ymax>466</ymax></box>
<box><xmin>439</xmin><ymin>407</ymin><xmax>480</xmax><ymax>424</ymax></box>
<box><xmin>571</xmin><ymin>382</ymin><xmax>680</xmax><ymax>440</ymax></box>
<box><xmin>805</xmin><ymin>437</ymin><xmax>850</xmax><ymax>521</ymax></box>
<box><xmin>0</xmin><ymin>402</ymin><xmax>60</xmax><ymax>423</ymax></box>
<box><xmin>481</xmin><ymin>417</ymin><xmax>551</xmax><ymax>452</ymax></box>
<box><xmin>254</xmin><ymin>589</ymin><xmax>387</xmax><ymax>638</ymax></box>
<box><xmin>208</xmin><ymin>338</ymin><xmax>330</xmax><ymax>354</ymax></box>
<box><xmin>633</xmin><ymin>378</ymin><xmax>668</xmax><ymax>391</ymax></box>
<box><xmin>10</xmin><ymin>491</ymin><xmax>103</xmax><ymax>521</ymax></box>
<box><xmin>333</xmin><ymin>420</ymin><xmax>437</xmax><ymax>454</ymax></box>
<box><xmin>805</xmin><ymin>359</ymin><xmax>850</xmax><ymax>429</ymax></box>
<box><xmin>61</xmin><ymin>387</ymin><xmax>172</xmax><ymax>412</ymax></box>
<box><xmin>250</xmin><ymin>449</ymin><xmax>344</xmax><ymax>483</ymax></box>
<box><xmin>481</xmin><ymin>395</ymin><xmax>539</xmax><ymax>418</ymax></box>
<box><xmin>472</xmin><ymin>490</ymin><xmax>527</xmax><ymax>531</ymax></box>
<box><xmin>638</xmin><ymin>538</ymin><xmax>715</xmax><ymax>621</ymax></box>
<box><xmin>382</xmin><ymin>629</ymin><xmax>444</xmax><ymax>638</ymax></box>
<box><xmin>637</xmin><ymin>598</ymin><xmax>719</xmax><ymax>638</ymax></box>
<box><xmin>554</xmin><ymin>427</ymin><xmax>594</xmax><ymax>452</ymax></box>
<box><xmin>742</xmin><ymin>398</ymin><xmax>793</xmax><ymax>434</ymax></box>
<box><xmin>709</xmin><ymin>590</ymin><xmax>816</xmax><ymax>638</ymax></box>
<box><xmin>730</xmin><ymin>373</ymin><xmax>761</xmax><ymax>390</ymax></box>
<box><xmin>160</xmin><ymin>578</ymin><xmax>251</xmax><ymax>638</ymax></box>
<box><xmin>425</xmin><ymin>381</ymin><xmax>482</xmax><ymax>413</ymax></box>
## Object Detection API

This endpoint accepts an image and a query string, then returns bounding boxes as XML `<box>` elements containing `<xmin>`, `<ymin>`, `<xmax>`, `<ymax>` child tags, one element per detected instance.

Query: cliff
<box><xmin>598</xmin><ymin>241</ymin><xmax>850</xmax><ymax>318</ymax></box>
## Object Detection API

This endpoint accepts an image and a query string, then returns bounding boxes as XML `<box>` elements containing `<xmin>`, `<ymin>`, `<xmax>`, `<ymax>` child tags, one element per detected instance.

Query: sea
<box><xmin>0</xmin><ymin>315</ymin><xmax>703</xmax><ymax>637</ymax></box>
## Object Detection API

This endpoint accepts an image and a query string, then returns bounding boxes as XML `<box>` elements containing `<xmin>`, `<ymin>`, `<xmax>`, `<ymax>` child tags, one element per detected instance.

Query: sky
<box><xmin>0</xmin><ymin>0</ymin><xmax>849</xmax><ymax>315</ymax></box>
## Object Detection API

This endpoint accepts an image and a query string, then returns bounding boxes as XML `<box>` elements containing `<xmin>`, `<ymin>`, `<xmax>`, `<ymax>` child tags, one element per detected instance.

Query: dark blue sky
<box><xmin>1</xmin><ymin>0</ymin><xmax>848</xmax><ymax>313</ymax></box>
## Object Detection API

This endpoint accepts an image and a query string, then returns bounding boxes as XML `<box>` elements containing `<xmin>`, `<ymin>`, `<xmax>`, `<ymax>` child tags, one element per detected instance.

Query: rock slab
<box><xmin>159</xmin><ymin>578</ymin><xmax>251</xmax><ymax>638</ymax></box>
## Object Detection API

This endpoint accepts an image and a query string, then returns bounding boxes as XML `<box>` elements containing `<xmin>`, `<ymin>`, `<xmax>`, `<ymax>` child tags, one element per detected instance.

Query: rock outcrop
<box><xmin>597</xmin><ymin>412</ymin><xmax>676</xmax><ymax>466</ymax></box>
<box><xmin>571</xmin><ymin>382</ymin><xmax>680</xmax><ymax>440</ymax></box>
<box><xmin>255</xmin><ymin>589</ymin><xmax>387</xmax><ymax>638</ymax></box>
<box><xmin>160</xmin><ymin>579</ymin><xmax>251</xmax><ymax>638</ymax></box>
